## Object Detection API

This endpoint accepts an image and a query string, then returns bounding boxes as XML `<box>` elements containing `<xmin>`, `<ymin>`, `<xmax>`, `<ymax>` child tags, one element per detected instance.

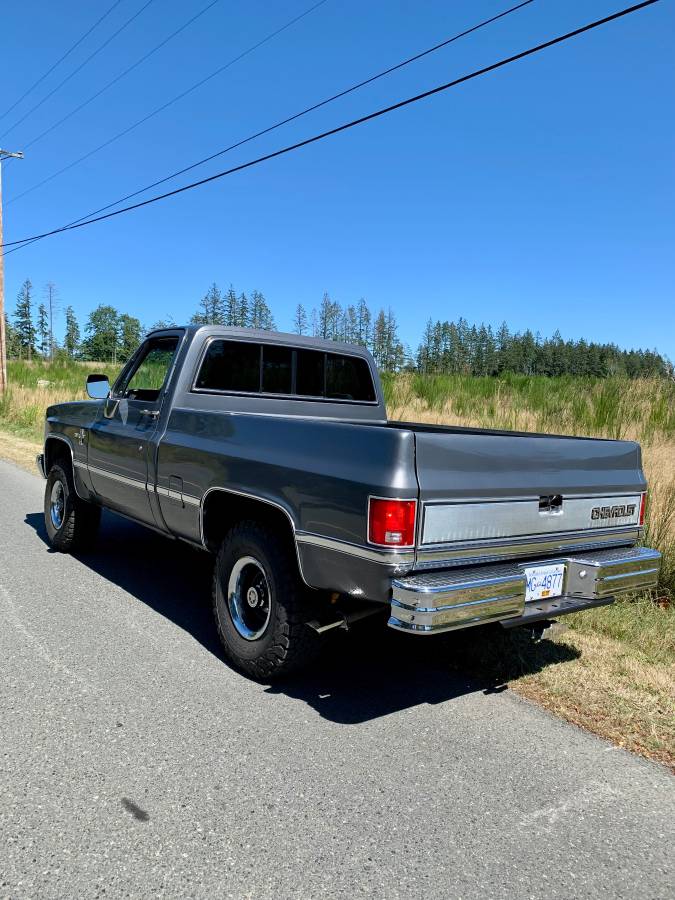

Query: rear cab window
<box><xmin>194</xmin><ymin>339</ymin><xmax>376</xmax><ymax>403</ymax></box>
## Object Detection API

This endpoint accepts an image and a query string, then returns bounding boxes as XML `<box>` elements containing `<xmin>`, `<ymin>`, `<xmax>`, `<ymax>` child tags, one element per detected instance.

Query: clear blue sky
<box><xmin>2</xmin><ymin>0</ymin><xmax>673</xmax><ymax>358</ymax></box>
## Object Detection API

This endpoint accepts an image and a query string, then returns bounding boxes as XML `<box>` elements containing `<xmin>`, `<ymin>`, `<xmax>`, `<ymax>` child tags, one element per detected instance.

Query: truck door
<box><xmin>88</xmin><ymin>334</ymin><xmax>180</xmax><ymax>526</ymax></box>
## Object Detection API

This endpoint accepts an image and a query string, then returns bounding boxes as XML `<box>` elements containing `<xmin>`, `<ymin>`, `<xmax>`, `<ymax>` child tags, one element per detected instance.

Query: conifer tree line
<box><xmin>416</xmin><ymin>318</ymin><xmax>669</xmax><ymax>378</ymax></box>
<box><xmin>188</xmin><ymin>284</ymin><xmax>409</xmax><ymax>373</ymax></box>
<box><xmin>4</xmin><ymin>276</ymin><xmax>670</xmax><ymax>378</ymax></box>
<box><xmin>5</xmin><ymin>278</ymin><xmax>142</xmax><ymax>364</ymax></box>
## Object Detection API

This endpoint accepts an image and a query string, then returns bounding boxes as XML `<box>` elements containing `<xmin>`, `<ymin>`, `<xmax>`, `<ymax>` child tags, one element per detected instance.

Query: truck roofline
<box><xmin>145</xmin><ymin>324</ymin><xmax>375</xmax><ymax>361</ymax></box>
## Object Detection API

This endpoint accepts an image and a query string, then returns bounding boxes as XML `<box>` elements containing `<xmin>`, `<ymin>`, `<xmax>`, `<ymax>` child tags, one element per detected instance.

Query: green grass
<box><xmin>3</xmin><ymin>357</ymin><xmax>120</xmax><ymax>395</ymax></box>
<box><xmin>568</xmin><ymin>594</ymin><xmax>675</xmax><ymax>666</ymax></box>
<box><xmin>0</xmin><ymin>358</ymin><xmax>121</xmax><ymax>442</ymax></box>
<box><xmin>382</xmin><ymin>372</ymin><xmax>675</xmax><ymax>442</ymax></box>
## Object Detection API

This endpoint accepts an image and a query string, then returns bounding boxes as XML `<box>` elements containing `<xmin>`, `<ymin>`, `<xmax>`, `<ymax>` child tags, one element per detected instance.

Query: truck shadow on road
<box><xmin>26</xmin><ymin>509</ymin><xmax>580</xmax><ymax>725</ymax></box>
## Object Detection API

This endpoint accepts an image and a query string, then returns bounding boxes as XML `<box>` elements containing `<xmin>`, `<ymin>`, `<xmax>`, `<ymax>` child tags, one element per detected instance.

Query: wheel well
<box><xmin>44</xmin><ymin>437</ymin><xmax>72</xmax><ymax>475</ymax></box>
<box><xmin>201</xmin><ymin>490</ymin><xmax>297</xmax><ymax>557</ymax></box>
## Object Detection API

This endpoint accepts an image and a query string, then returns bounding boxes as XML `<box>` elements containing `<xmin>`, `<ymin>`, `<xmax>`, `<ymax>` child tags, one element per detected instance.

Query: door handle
<box><xmin>139</xmin><ymin>409</ymin><xmax>160</xmax><ymax>418</ymax></box>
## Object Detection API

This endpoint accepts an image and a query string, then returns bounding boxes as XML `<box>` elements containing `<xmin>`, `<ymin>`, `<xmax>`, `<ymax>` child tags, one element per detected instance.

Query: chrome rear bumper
<box><xmin>388</xmin><ymin>546</ymin><xmax>661</xmax><ymax>634</ymax></box>
<box><xmin>36</xmin><ymin>453</ymin><xmax>46</xmax><ymax>479</ymax></box>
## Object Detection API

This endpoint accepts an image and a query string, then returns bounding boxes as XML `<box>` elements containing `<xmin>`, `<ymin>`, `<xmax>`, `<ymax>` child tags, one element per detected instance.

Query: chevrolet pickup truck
<box><xmin>37</xmin><ymin>326</ymin><xmax>661</xmax><ymax>678</ymax></box>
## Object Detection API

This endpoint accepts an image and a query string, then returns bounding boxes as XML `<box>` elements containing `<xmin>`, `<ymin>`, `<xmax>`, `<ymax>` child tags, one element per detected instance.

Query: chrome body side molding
<box><xmin>295</xmin><ymin>532</ymin><xmax>415</xmax><ymax>567</ymax></box>
<box><xmin>154</xmin><ymin>483</ymin><xmax>201</xmax><ymax>507</ymax></box>
<box><xmin>83</xmin><ymin>462</ymin><xmax>148</xmax><ymax>491</ymax></box>
<box><xmin>77</xmin><ymin>462</ymin><xmax>203</xmax><ymax>508</ymax></box>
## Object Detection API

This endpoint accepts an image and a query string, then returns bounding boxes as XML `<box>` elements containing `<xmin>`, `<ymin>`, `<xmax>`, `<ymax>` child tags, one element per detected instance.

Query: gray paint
<box><xmin>42</xmin><ymin>326</ymin><xmax>648</xmax><ymax>605</ymax></box>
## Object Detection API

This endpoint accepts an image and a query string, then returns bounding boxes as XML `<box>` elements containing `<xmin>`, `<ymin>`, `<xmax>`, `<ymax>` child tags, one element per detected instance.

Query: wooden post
<box><xmin>0</xmin><ymin>158</ymin><xmax>7</xmax><ymax>395</ymax></box>
<box><xmin>0</xmin><ymin>149</ymin><xmax>24</xmax><ymax>395</ymax></box>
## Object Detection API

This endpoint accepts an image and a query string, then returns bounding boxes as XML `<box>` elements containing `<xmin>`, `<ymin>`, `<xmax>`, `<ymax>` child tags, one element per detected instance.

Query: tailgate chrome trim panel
<box><xmin>414</xmin><ymin>527</ymin><xmax>642</xmax><ymax>569</ymax></box>
<box><xmin>421</xmin><ymin>495</ymin><xmax>641</xmax><ymax>545</ymax></box>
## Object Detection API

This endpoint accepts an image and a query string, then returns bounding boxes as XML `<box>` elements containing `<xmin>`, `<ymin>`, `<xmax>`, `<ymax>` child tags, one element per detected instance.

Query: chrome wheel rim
<box><xmin>50</xmin><ymin>479</ymin><xmax>65</xmax><ymax>529</ymax></box>
<box><xmin>227</xmin><ymin>556</ymin><xmax>271</xmax><ymax>641</ymax></box>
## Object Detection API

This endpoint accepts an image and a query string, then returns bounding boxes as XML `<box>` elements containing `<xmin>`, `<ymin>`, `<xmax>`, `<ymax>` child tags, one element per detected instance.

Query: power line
<box><xmin>2</xmin><ymin>1</ymin><xmax>660</xmax><ymax>252</ymax></box>
<box><xmin>0</xmin><ymin>0</ymin><xmax>157</xmax><ymax>143</ymax></box>
<box><xmin>7</xmin><ymin>0</ymin><xmax>533</xmax><ymax>211</ymax></box>
<box><xmin>0</xmin><ymin>0</ymin><xmax>125</xmax><ymax>125</ymax></box>
<box><xmin>12</xmin><ymin>0</ymin><xmax>225</xmax><ymax>159</ymax></box>
<box><xmin>7</xmin><ymin>0</ymin><xmax>331</xmax><ymax>206</ymax></box>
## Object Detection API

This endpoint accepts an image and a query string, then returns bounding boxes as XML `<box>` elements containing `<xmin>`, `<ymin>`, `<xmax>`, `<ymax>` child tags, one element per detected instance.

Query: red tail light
<box><xmin>368</xmin><ymin>497</ymin><xmax>417</xmax><ymax>547</ymax></box>
<box><xmin>639</xmin><ymin>492</ymin><xmax>647</xmax><ymax>526</ymax></box>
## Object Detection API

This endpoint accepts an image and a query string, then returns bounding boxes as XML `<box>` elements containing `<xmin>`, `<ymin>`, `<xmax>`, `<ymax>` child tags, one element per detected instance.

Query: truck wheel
<box><xmin>212</xmin><ymin>521</ymin><xmax>319</xmax><ymax>680</ymax></box>
<box><xmin>44</xmin><ymin>463</ymin><xmax>101</xmax><ymax>552</ymax></box>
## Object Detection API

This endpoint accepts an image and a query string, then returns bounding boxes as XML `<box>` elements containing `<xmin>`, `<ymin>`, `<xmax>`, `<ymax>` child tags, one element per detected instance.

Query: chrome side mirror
<box><xmin>86</xmin><ymin>373</ymin><xmax>111</xmax><ymax>400</ymax></box>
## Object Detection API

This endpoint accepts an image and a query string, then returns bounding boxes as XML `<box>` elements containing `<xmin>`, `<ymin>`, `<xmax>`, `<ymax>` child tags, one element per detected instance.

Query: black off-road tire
<box><xmin>212</xmin><ymin>521</ymin><xmax>320</xmax><ymax>680</ymax></box>
<box><xmin>44</xmin><ymin>462</ymin><xmax>101</xmax><ymax>552</ymax></box>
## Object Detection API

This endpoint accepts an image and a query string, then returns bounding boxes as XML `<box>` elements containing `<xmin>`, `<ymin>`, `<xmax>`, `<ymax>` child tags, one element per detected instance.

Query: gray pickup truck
<box><xmin>38</xmin><ymin>326</ymin><xmax>661</xmax><ymax>678</ymax></box>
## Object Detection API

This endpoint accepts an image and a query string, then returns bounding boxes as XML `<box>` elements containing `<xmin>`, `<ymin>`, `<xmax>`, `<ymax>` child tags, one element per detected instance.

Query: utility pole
<box><xmin>0</xmin><ymin>149</ymin><xmax>24</xmax><ymax>395</ymax></box>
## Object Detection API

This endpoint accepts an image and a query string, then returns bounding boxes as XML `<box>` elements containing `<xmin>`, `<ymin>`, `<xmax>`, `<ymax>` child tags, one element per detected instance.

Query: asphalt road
<box><xmin>0</xmin><ymin>459</ymin><xmax>673</xmax><ymax>900</ymax></box>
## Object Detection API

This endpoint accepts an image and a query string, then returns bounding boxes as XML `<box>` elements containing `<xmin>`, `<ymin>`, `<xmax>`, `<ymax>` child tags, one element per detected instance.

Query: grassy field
<box><xmin>1</xmin><ymin>360</ymin><xmax>674</xmax><ymax>765</ymax></box>
<box><xmin>0</xmin><ymin>358</ymin><xmax>120</xmax><ymax>440</ymax></box>
<box><xmin>381</xmin><ymin>371</ymin><xmax>675</xmax><ymax>442</ymax></box>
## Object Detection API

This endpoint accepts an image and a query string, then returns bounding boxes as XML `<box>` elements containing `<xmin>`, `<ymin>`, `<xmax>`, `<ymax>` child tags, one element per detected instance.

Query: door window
<box><xmin>115</xmin><ymin>336</ymin><xmax>180</xmax><ymax>401</ymax></box>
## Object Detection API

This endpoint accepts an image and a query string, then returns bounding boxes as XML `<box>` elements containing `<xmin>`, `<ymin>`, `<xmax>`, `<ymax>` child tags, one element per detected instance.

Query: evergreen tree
<box><xmin>64</xmin><ymin>306</ymin><xmax>81</xmax><ymax>358</ymax></box>
<box><xmin>318</xmin><ymin>292</ymin><xmax>341</xmax><ymax>340</ymax></box>
<box><xmin>83</xmin><ymin>305</ymin><xmax>120</xmax><ymax>362</ymax></box>
<box><xmin>4</xmin><ymin>315</ymin><xmax>20</xmax><ymax>358</ymax></box>
<box><xmin>13</xmin><ymin>279</ymin><xmax>36</xmax><ymax>361</ymax></box>
<box><xmin>36</xmin><ymin>303</ymin><xmax>50</xmax><ymax>357</ymax></box>
<box><xmin>44</xmin><ymin>282</ymin><xmax>59</xmax><ymax>361</ymax></box>
<box><xmin>293</xmin><ymin>304</ymin><xmax>308</xmax><ymax>335</ymax></box>
<box><xmin>356</xmin><ymin>298</ymin><xmax>372</xmax><ymax>348</ymax></box>
<box><xmin>249</xmin><ymin>290</ymin><xmax>275</xmax><ymax>330</ymax></box>
<box><xmin>342</xmin><ymin>305</ymin><xmax>359</xmax><ymax>344</ymax></box>
<box><xmin>384</xmin><ymin>308</ymin><xmax>405</xmax><ymax>372</ymax></box>
<box><xmin>225</xmin><ymin>286</ymin><xmax>238</xmax><ymax>326</ymax></box>
<box><xmin>371</xmin><ymin>310</ymin><xmax>388</xmax><ymax>369</ymax></box>
<box><xmin>191</xmin><ymin>283</ymin><xmax>224</xmax><ymax>325</ymax></box>
<box><xmin>236</xmin><ymin>292</ymin><xmax>249</xmax><ymax>328</ymax></box>
<box><xmin>417</xmin><ymin>319</ymin><xmax>435</xmax><ymax>372</ymax></box>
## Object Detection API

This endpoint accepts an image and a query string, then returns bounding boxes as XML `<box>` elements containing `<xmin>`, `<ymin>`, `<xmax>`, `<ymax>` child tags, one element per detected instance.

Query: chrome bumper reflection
<box><xmin>36</xmin><ymin>453</ymin><xmax>46</xmax><ymax>479</ymax></box>
<box><xmin>388</xmin><ymin>546</ymin><xmax>661</xmax><ymax>634</ymax></box>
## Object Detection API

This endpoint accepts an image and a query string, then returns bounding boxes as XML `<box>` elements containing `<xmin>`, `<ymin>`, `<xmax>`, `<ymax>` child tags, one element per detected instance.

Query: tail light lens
<box><xmin>368</xmin><ymin>497</ymin><xmax>417</xmax><ymax>547</ymax></box>
<box><xmin>639</xmin><ymin>492</ymin><xmax>647</xmax><ymax>526</ymax></box>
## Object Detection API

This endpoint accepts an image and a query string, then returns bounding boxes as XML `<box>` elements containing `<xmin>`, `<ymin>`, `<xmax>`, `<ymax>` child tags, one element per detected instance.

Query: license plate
<box><xmin>524</xmin><ymin>564</ymin><xmax>565</xmax><ymax>602</ymax></box>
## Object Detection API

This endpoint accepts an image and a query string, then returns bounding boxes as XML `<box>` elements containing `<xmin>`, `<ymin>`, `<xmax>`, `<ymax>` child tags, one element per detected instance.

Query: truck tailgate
<box><xmin>409</xmin><ymin>427</ymin><xmax>646</xmax><ymax>564</ymax></box>
<box><xmin>413</xmin><ymin>428</ymin><xmax>644</xmax><ymax>501</ymax></box>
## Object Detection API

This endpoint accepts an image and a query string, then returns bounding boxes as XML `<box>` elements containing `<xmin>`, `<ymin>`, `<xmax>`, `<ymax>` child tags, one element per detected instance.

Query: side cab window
<box><xmin>113</xmin><ymin>335</ymin><xmax>180</xmax><ymax>402</ymax></box>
